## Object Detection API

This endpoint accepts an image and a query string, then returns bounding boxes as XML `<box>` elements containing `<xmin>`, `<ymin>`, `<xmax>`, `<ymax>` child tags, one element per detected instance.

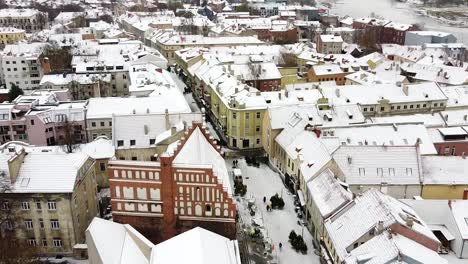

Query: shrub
<box><xmin>289</xmin><ymin>230</ymin><xmax>297</xmax><ymax>241</ymax></box>
<box><xmin>234</xmin><ymin>182</ymin><xmax>247</xmax><ymax>196</ymax></box>
<box><xmin>270</xmin><ymin>193</ymin><xmax>285</xmax><ymax>209</ymax></box>
<box><xmin>289</xmin><ymin>231</ymin><xmax>308</xmax><ymax>254</ymax></box>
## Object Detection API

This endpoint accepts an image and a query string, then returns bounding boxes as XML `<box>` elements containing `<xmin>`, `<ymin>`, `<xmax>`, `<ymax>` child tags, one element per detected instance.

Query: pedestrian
<box><xmin>263</xmin><ymin>196</ymin><xmax>266</xmax><ymax>203</ymax></box>
<box><xmin>279</xmin><ymin>242</ymin><xmax>283</xmax><ymax>251</ymax></box>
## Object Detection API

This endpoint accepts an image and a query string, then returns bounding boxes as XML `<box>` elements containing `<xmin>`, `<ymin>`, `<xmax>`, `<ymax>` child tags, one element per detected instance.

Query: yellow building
<box><xmin>0</xmin><ymin>27</ymin><xmax>26</xmax><ymax>45</ymax></box>
<box><xmin>420</xmin><ymin>156</ymin><xmax>468</xmax><ymax>200</ymax></box>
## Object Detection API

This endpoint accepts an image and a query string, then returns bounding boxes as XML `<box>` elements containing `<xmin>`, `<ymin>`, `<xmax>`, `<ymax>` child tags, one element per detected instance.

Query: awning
<box><xmin>428</xmin><ymin>225</ymin><xmax>455</xmax><ymax>241</ymax></box>
<box><xmin>297</xmin><ymin>190</ymin><xmax>306</xmax><ymax>207</ymax></box>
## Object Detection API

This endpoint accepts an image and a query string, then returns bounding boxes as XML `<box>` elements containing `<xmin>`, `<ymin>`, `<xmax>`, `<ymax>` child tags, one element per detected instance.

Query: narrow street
<box><xmin>227</xmin><ymin>158</ymin><xmax>321</xmax><ymax>264</ymax></box>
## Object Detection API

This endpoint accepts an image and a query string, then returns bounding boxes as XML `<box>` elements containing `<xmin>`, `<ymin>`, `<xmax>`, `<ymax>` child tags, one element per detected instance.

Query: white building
<box><xmin>86</xmin><ymin>217</ymin><xmax>241</xmax><ymax>264</ymax></box>
<box><xmin>0</xmin><ymin>43</ymin><xmax>49</xmax><ymax>90</ymax></box>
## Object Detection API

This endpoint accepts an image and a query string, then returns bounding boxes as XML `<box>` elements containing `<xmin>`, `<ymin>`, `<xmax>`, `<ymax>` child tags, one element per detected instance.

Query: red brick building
<box><xmin>431</xmin><ymin>127</ymin><xmax>468</xmax><ymax>156</ymax></box>
<box><xmin>381</xmin><ymin>22</ymin><xmax>416</xmax><ymax>45</ymax></box>
<box><xmin>108</xmin><ymin>123</ymin><xmax>236</xmax><ymax>243</ymax></box>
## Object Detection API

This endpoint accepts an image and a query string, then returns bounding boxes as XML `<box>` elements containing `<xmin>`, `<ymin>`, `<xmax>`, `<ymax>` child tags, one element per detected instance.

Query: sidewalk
<box><xmin>228</xmin><ymin>158</ymin><xmax>320</xmax><ymax>264</ymax></box>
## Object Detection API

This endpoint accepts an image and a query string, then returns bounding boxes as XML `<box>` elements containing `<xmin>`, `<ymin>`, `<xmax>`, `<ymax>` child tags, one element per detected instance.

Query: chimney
<box><xmin>278</xmin><ymin>92</ymin><xmax>282</xmax><ymax>100</ymax></box>
<box><xmin>402</xmin><ymin>84</ymin><xmax>409</xmax><ymax>96</ymax></box>
<box><xmin>376</xmin><ymin>220</ymin><xmax>384</xmax><ymax>234</ymax></box>
<box><xmin>165</xmin><ymin>109</ymin><xmax>170</xmax><ymax>130</ymax></box>
<box><xmin>406</xmin><ymin>217</ymin><xmax>414</xmax><ymax>228</ymax></box>
<box><xmin>41</xmin><ymin>57</ymin><xmax>51</xmax><ymax>74</ymax></box>
<box><xmin>7</xmin><ymin>148</ymin><xmax>27</xmax><ymax>184</ymax></box>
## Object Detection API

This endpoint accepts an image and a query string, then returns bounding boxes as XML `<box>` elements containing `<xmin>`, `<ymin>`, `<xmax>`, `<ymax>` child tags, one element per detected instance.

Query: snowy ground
<box><xmin>441</xmin><ymin>252</ymin><xmax>468</xmax><ymax>264</ymax></box>
<box><xmin>227</xmin><ymin>158</ymin><xmax>321</xmax><ymax>264</ymax></box>
<box><xmin>169</xmin><ymin>71</ymin><xmax>200</xmax><ymax>113</ymax></box>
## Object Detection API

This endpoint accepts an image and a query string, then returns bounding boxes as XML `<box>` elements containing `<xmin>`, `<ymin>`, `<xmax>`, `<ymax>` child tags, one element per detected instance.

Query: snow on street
<box><xmin>227</xmin><ymin>158</ymin><xmax>320</xmax><ymax>264</ymax></box>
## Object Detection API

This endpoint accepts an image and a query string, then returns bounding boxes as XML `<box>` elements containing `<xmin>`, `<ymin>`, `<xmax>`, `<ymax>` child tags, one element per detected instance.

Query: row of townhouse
<box><xmin>261</xmin><ymin>103</ymin><xmax>468</xmax><ymax>262</ymax></box>
<box><xmin>0</xmin><ymin>39</ymin><xmax>168</xmax><ymax>95</ymax></box>
<box><xmin>0</xmin><ymin>9</ymin><xmax>48</xmax><ymax>33</ymax></box>
<box><xmin>178</xmin><ymin>43</ymin><xmax>451</xmax><ymax>150</ymax></box>
<box><xmin>353</xmin><ymin>17</ymin><xmax>417</xmax><ymax>45</ymax></box>
<box><xmin>0</xmin><ymin>79</ymin><xmax>191</xmax><ymax>150</ymax></box>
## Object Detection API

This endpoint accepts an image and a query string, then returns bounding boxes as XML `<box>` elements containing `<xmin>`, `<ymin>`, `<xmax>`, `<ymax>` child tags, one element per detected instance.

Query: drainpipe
<box><xmin>461</xmin><ymin>239</ymin><xmax>466</xmax><ymax>259</ymax></box>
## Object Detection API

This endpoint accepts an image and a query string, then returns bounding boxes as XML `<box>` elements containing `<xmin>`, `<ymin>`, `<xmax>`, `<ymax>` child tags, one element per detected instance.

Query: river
<box><xmin>321</xmin><ymin>0</ymin><xmax>468</xmax><ymax>45</ymax></box>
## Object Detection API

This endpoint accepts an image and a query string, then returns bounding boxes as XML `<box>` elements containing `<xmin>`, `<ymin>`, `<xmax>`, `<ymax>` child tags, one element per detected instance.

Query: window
<box><xmin>21</xmin><ymin>201</ymin><xmax>30</xmax><ymax>210</ymax></box>
<box><xmin>245</xmin><ymin>113</ymin><xmax>249</xmax><ymax>119</ymax></box>
<box><xmin>131</xmin><ymin>157</ymin><xmax>137</xmax><ymax>161</ymax></box>
<box><xmin>53</xmin><ymin>238</ymin><xmax>62</xmax><ymax>247</ymax></box>
<box><xmin>47</xmin><ymin>201</ymin><xmax>57</xmax><ymax>210</ymax></box>
<box><xmin>232</xmin><ymin>112</ymin><xmax>237</xmax><ymax>119</ymax></box>
<box><xmin>100</xmin><ymin>162</ymin><xmax>106</xmax><ymax>171</ymax></box>
<box><xmin>30</xmin><ymin>120</ymin><xmax>34</xmax><ymax>125</ymax></box>
<box><xmin>205</xmin><ymin>204</ymin><xmax>211</xmax><ymax>212</ymax></box>
<box><xmin>117</xmin><ymin>140</ymin><xmax>124</xmax><ymax>147</ymax></box>
<box><xmin>50</xmin><ymin>219</ymin><xmax>60</xmax><ymax>230</ymax></box>
<box><xmin>91</xmin><ymin>122</ymin><xmax>96</xmax><ymax>127</ymax></box>
<box><xmin>39</xmin><ymin>219</ymin><xmax>44</xmax><ymax>229</ymax></box>
<box><xmin>256</xmin><ymin>112</ymin><xmax>261</xmax><ymax>119</ymax></box>
<box><xmin>451</xmin><ymin>147</ymin><xmax>456</xmax><ymax>156</ymax></box>
<box><xmin>397</xmin><ymin>106</ymin><xmax>401</xmax><ymax>110</ymax></box>
<box><xmin>1</xmin><ymin>201</ymin><xmax>10</xmax><ymax>210</ymax></box>
<box><xmin>406</xmin><ymin>168</ymin><xmax>413</xmax><ymax>176</ymax></box>
<box><xmin>36</xmin><ymin>200</ymin><xmax>41</xmax><ymax>210</ymax></box>
<box><xmin>389</xmin><ymin>168</ymin><xmax>395</xmax><ymax>176</ymax></box>
<box><xmin>380</xmin><ymin>107</ymin><xmax>385</xmax><ymax>112</ymax></box>
<box><xmin>149</xmin><ymin>138</ymin><xmax>156</xmax><ymax>145</ymax></box>
<box><xmin>24</xmin><ymin>219</ymin><xmax>33</xmax><ymax>229</ymax></box>
<box><xmin>377</xmin><ymin>168</ymin><xmax>383</xmax><ymax>176</ymax></box>
<box><xmin>100</xmin><ymin>122</ymin><xmax>105</xmax><ymax>127</ymax></box>
<box><xmin>363</xmin><ymin>108</ymin><xmax>367</xmax><ymax>112</ymax></box>
<box><xmin>4</xmin><ymin>220</ymin><xmax>13</xmax><ymax>230</ymax></box>
<box><xmin>256</xmin><ymin>138</ymin><xmax>260</xmax><ymax>144</ymax></box>
<box><xmin>358</xmin><ymin>168</ymin><xmax>366</xmax><ymax>176</ymax></box>
<box><xmin>27</xmin><ymin>239</ymin><xmax>37</xmax><ymax>246</ymax></box>
<box><xmin>130</xmin><ymin>140</ymin><xmax>136</xmax><ymax>146</ymax></box>
<box><xmin>256</xmin><ymin>126</ymin><xmax>260</xmax><ymax>132</ymax></box>
<box><xmin>42</xmin><ymin>239</ymin><xmax>48</xmax><ymax>247</ymax></box>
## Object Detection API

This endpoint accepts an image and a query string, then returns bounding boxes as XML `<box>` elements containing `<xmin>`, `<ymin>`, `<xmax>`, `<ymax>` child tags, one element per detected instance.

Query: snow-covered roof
<box><xmin>173</xmin><ymin>126</ymin><xmax>232</xmax><ymax>194</ymax></box>
<box><xmin>307</xmin><ymin>169</ymin><xmax>352</xmax><ymax>218</ymax></box>
<box><xmin>77</xmin><ymin>137</ymin><xmax>114</xmax><ymax>160</ymax></box>
<box><xmin>151</xmin><ymin>227</ymin><xmax>241</xmax><ymax>264</ymax></box>
<box><xmin>112</xmin><ymin>113</ymin><xmax>203</xmax><ymax>149</ymax></box>
<box><xmin>325</xmin><ymin>189</ymin><xmax>438</xmax><ymax>262</ymax></box>
<box><xmin>86</xmin><ymin>95</ymin><xmax>191</xmax><ymax>119</ymax></box>
<box><xmin>370</xmin><ymin>113</ymin><xmax>445</xmax><ymax>128</ymax></box>
<box><xmin>422</xmin><ymin>156</ymin><xmax>468</xmax><ymax>185</ymax></box>
<box><xmin>86</xmin><ymin>218</ymin><xmax>241</xmax><ymax>264</ymax></box>
<box><xmin>12</xmin><ymin>151</ymin><xmax>90</xmax><ymax>193</ymax></box>
<box><xmin>344</xmin><ymin>231</ymin><xmax>447</xmax><ymax>264</ymax></box>
<box><xmin>321</xmin><ymin>82</ymin><xmax>447</xmax><ymax>106</ymax></box>
<box><xmin>333</xmin><ymin>145</ymin><xmax>421</xmax><ymax>185</ymax></box>
<box><xmin>319</xmin><ymin>123</ymin><xmax>437</xmax><ymax>155</ymax></box>
<box><xmin>86</xmin><ymin>218</ymin><xmax>153</xmax><ymax>264</ymax></box>
<box><xmin>319</xmin><ymin>34</ymin><xmax>343</xmax><ymax>43</ymax></box>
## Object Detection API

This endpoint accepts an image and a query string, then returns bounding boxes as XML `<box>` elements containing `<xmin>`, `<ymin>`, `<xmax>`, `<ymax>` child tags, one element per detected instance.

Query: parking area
<box><xmin>226</xmin><ymin>157</ymin><xmax>320</xmax><ymax>264</ymax></box>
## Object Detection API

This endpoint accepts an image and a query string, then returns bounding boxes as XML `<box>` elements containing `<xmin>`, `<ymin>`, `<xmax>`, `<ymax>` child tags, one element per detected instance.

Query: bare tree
<box><xmin>58</xmin><ymin>118</ymin><xmax>81</xmax><ymax>153</ymax></box>
<box><xmin>278</xmin><ymin>51</ymin><xmax>298</xmax><ymax>67</ymax></box>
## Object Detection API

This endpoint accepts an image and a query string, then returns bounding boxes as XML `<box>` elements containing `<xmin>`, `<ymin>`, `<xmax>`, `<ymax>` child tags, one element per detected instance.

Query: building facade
<box><xmin>108</xmin><ymin>123</ymin><xmax>236</xmax><ymax>243</ymax></box>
